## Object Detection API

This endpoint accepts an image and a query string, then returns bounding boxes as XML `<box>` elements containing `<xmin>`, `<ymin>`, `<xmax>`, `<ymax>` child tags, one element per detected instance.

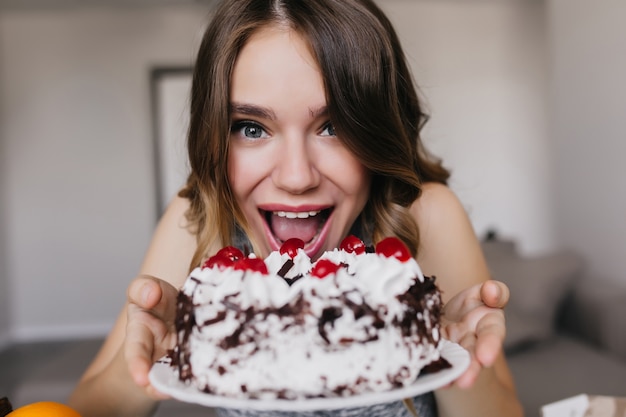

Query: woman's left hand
<box><xmin>441</xmin><ymin>279</ymin><xmax>510</xmax><ymax>389</ymax></box>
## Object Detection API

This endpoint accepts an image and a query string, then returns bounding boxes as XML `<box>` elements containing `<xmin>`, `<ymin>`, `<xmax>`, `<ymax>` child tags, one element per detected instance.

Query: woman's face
<box><xmin>228</xmin><ymin>26</ymin><xmax>371</xmax><ymax>260</ymax></box>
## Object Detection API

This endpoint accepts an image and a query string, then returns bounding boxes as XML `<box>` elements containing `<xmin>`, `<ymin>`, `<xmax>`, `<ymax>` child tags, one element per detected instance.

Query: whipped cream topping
<box><xmin>264</xmin><ymin>248</ymin><xmax>312</xmax><ymax>280</ymax></box>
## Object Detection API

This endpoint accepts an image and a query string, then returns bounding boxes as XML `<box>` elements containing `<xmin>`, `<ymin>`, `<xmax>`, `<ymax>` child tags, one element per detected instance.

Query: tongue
<box><xmin>271</xmin><ymin>213</ymin><xmax>320</xmax><ymax>243</ymax></box>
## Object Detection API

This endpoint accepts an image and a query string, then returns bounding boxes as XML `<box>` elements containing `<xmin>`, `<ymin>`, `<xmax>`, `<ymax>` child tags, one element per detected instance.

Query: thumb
<box><xmin>128</xmin><ymin>275</ymin><xmax>162</xmax><ymax>309</ymax></box>
<box><xmin>127</xmin><ymin>275</ymin><xmax>179</xmax><ymax>323</ymax></box>
<box><xmin>480</xmin><ymin>280</ymin><xmax>509</xmax><ymax>309</ymax></box>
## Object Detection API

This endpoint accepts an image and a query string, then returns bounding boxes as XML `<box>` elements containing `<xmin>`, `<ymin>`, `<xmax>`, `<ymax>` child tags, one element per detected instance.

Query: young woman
<box><xmin>69</xmin><ymin>1</ymin><xmax>523</xmax><ymax>416</ymax></box>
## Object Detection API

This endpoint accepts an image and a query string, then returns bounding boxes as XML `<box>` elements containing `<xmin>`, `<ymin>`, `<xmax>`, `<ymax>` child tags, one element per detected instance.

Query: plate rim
<box><xmin>149</xmin><ymin>339</ymin><xmax>469</xmax><ymax>411</ymax></box>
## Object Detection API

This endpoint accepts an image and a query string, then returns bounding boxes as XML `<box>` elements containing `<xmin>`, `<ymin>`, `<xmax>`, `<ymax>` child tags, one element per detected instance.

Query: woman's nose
<box><xmin>272</xmin><ymin>137</ymin><xmax>320</xmax><ymax>194</ymax></box>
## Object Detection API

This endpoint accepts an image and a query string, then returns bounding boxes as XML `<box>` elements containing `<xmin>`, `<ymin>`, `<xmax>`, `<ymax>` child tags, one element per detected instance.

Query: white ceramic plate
<box><xmin>149</xmin><ymin>340</ymin><xmax>469</xmax><ymax>411</ymax></box>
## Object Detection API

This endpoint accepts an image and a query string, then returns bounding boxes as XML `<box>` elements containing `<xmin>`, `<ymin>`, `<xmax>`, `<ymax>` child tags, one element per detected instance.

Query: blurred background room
<box><xmin>0</xmin><ymin>0</ymin><xmax>625</xmax><ymax>416</ymax></box>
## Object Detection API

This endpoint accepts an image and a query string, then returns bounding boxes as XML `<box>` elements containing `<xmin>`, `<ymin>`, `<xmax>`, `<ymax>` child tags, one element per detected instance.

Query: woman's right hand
<box><xmin>125</xmin><ymin>275</ymin><xmax>180</xmax><ymax>398</ymax></box>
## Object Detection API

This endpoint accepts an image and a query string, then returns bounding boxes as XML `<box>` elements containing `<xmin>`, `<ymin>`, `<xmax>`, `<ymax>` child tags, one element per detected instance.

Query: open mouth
<box><xmin>262</xmin><ymin>208</ymin><xmax>332</xmax><ymax>245</ymax></box>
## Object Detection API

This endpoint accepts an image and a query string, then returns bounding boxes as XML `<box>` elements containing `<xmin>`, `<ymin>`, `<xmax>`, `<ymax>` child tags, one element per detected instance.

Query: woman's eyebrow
<box><xmin>230</xmin><ymin>103</ymin><xmax>276</xmax><ymax>120</ymax></box>
<box><xmin>309</xmin><ymin>105</ymin><xmax>329</xmax><ymax>119</ymax></box>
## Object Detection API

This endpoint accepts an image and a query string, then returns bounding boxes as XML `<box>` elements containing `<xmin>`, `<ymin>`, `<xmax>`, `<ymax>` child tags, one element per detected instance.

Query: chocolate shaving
<box><xmin>318</xmin><ymin>306</ymin><xmax>343</xmax><ymax>343</ymax></box>
<box><xmin>170</xmin><ymin>291</ymin><xmax>196</xmax><ymax>381</ymax></box>
<box><xmin>283</xmin><ymin>275</ymin><xmax>303</xmax><ymax>286</ymax></box>
<box><xmin>421</xmin><ymin>357</ymin><xmax>452</xmax><ymax>375</ymax></box>
<box><xmin>277</xmin><ymin>259</ymin><xmax>294</xmax><ymax>278</ymax></box>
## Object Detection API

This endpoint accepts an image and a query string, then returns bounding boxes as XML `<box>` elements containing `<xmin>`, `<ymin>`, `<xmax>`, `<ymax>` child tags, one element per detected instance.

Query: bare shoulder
<box><xmin>411</xmin><ymin>182</ymin><xmax>464</xmax><ymax>220</ymax></box>
<box><xmin>410</xmin><ymin>183</ymin><xmax>489</xmax><ymax>301</ymax></box>
<box><xmin>410</xmin><ymin>182</ymin><xmax>471</xmax><ymax>242</ymax></box>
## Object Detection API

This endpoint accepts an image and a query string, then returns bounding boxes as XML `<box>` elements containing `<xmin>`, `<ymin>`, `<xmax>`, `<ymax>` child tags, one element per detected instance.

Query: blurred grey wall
<box><xmin>0</xmin><ymin>5</ymin><xmax>210</xmax><ymax>342</ymax></box>
<box><xmin>0</xmin><ymin>39</ymin><xmax>9</xmax><ymax>348</ymax></box>
<box><xmin>549</xmin><ymin>0</ymin><xmax>626</xmax><ymax>285</ymax></box>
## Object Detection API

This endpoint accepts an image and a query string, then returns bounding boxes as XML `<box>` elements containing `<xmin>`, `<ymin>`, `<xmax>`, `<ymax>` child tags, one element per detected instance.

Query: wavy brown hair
<box><xmin>179</xmin><ymin>0</ymin><xmax>450</xmax><ymax>270</ymax></box>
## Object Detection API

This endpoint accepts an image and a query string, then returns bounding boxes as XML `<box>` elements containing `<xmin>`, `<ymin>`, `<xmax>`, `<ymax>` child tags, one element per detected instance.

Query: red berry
<box><xmin>311</xmin><ymin>259</ymin><xmax>341</xmax><ymax>279</ymax></box>
<box><xmin>202</xmin><ymin>254</ymin><xmax>235</xmax><ymax>270</ymax></box>
<box><xmin>216</xmin><ymin>246</ymin><xmax>244</xmax><ymax>262</ymax></box>
<box><xmin>339</xmin><ymin>235</ymin><xmax>366</xmax><ymax>254</ymax></box>
<box><xmin>280</xmin><ymin>238</ymin><xmax>305</xmax><ymax>258</ymax></box>
<box><xmin>234</xmin><ymin>257</ymin><xmax>269</xmax><ymax>274</ymax></box>
<box><xmin>375</xmin><ymin>237</ymin><xmax>412</xmax><ymax>262</ymax></box>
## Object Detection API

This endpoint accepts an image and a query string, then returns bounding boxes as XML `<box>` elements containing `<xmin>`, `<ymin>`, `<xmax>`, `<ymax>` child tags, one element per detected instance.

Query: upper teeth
<box><xmin>275</xmin><ymin>210</ymin><xmax>320</xmax><ymax>219</ymax></box>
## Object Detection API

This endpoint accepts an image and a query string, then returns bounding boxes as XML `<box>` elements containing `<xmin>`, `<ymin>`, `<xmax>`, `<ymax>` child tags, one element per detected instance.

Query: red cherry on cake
<box><xmin>339</xmin><ymin>235</ymin><xmax>366</xmax><ymax>254</ymax></box>
<box><xmin>216</xmin><ymin>246</ymin><xmax>244</xmax><ymax>261</ymax></box>
<box><xmin>280</xmin><ymin>238</ymin><xmax>305</xmax><ymax>258</ymax></box>
<box><xmin>234</xmin><ymin>257</ymin><xmax>269</xmax><ymax>274</ymax></box>
<box><xmin>375</xmin><ymin>237</ymin><xmax>412</xmax><ymax>262</ymax></box>
<box><xmin>202</xmin><ymin>254</ymin><xmax>235</xmax><ymax>270</ymax></box>
<box><xmin>311</xmin><ymin>259</ymin><xmax>341</xmax><ymax>279</ymax></box>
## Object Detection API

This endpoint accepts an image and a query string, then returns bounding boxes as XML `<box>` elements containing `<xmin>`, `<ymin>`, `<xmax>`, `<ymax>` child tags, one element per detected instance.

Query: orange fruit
<box><xmin>7</xmin><ymin>401</ymin><xmax>81</xmax><ymax>417</ymax></box>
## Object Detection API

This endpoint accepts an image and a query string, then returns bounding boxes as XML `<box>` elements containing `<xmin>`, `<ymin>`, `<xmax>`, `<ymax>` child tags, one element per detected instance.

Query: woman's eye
<box><xmin>231</xmin><ymin>121</ymin><xmax>268</xmax><ymax>139</ymax></box>
<box><xmin>320</xmin><ymin>122</ymin><xmax>336</xmax><ymax>137</ymax></box>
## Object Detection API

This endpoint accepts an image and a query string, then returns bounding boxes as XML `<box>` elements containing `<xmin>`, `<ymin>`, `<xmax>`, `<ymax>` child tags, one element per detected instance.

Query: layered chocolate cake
<box><xmin>169</xmin><ymin>236</ymin><xmax>449</xmax><ymax>400</ymax></box>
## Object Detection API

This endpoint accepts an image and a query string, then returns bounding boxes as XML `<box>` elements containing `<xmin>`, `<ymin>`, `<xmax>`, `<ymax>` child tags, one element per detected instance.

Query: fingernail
<box><xmin>141</xmin><ymin>283</ymin><xmax>152</xmax><ymax>304</ymax></box>
<box><xmin>494</xmin><ymin>282</ymin><xmax>502</xmax><ymax>298</ymax></box>
<box><xmin>488</xmin><ymin>280</ymin><xmax>501</xmax><ymax>299</ymax></box>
